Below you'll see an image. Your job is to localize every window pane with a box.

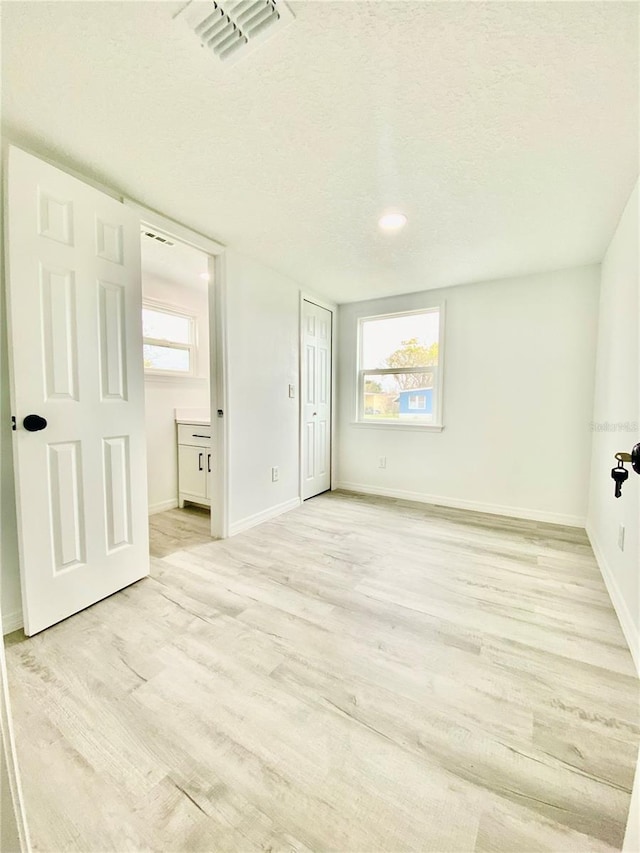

[143,344,190,373]
[142,308,191,344]
[361,311,439,370]
[363,373,434,421]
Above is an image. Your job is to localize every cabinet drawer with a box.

[177,423,212,447]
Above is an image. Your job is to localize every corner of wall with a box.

[586,523,639,676]
[586,177,639,673]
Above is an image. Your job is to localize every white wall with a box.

[1,740,21,852]
[142,273,209,513]
[0,160,23,633]
[1,630,27,853]
[0,157,29,848]
[224,250,302,533]
[587,180,639,672]
[336,265,600,526]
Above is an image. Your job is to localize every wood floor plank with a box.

[5,492,639,852]
[149,505,213,558]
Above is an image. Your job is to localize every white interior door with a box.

[6,146,149,636]
[302,299,332,500]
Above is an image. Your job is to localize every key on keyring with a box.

[611,463,629,498]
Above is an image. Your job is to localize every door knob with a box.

[23,414,47,432]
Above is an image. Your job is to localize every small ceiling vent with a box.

[175,0,295,66]
[142,229,175,246]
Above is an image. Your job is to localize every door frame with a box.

[623,293,640,851]
[124,201,230,540]
[298,292,337,502]
[1,136,231,549]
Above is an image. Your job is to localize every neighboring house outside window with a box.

[408,393,427,410]
[142,302,196,376]
[357,307,443,427]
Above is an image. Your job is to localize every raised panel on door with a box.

[40,265,79,401]
[316,419,328,478]
[102,436,132,552]
[96,218,124,265]
[305,343,316,405]
[305,421,316,481]
[97,280,127,401]
[47,441,86,571]
[38,189,74,245]
[318,345,329,406]
[6,146,149,635]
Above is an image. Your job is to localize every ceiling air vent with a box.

[142,229,175,246]
[175,0,295,66]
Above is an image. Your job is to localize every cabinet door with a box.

[206,451,213,499]
[179,445,207,498]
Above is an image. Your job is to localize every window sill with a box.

[144,373,207,384]
[350,421,444,432]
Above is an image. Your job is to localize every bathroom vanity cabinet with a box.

[177,421,212,509]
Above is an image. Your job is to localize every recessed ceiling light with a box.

[200,272,211,281]
[378,212,407,231]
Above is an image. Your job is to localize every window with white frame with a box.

[358,308,442,425]
[142,302,196,375]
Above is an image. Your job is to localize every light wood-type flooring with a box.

[5,491,639,852]
[149,504,212,558]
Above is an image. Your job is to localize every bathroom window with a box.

[142,302,196,376]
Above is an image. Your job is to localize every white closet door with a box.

[302,300,332,499]
[6,146,149,635]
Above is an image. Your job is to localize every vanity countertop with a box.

[176,418,210,426]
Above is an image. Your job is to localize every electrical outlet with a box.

[378,456,386,469]
[618,524,625,551]
[271,466,279,482]
[288,384,296,398]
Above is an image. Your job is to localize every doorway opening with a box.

[133,206,228,546]
[140,230,215,556]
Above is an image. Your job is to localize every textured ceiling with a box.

[2,1,638,303]
[141,231,209,290]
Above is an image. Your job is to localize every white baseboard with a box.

[229,497,301,537]
[148,498,179,515]
[2,610,23,636]
[334,482,586,528]
[587,524,639,676]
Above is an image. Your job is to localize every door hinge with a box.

[217,409,224,418]
[11,415,16,431]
